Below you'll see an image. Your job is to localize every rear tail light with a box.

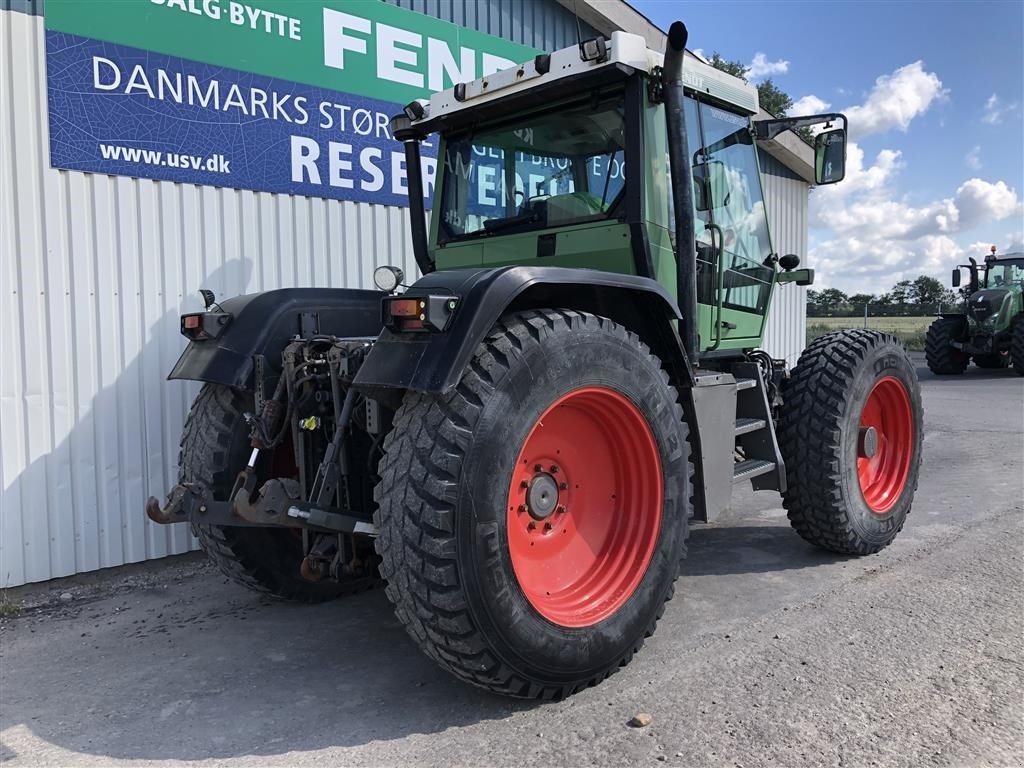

[383,295,458,332]
[180,312,231,340]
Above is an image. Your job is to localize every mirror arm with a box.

[753,113,847,141]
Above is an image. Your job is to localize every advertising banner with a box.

[44,0,539,206]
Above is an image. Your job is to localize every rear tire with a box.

[374,309,691,699]
[925,316,968,375]
[180,384,372,602]
[1012,316,1024,376]
[779,330,923,555]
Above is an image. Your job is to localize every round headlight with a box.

[373,265,405,293]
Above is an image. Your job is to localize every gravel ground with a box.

[1,360,1022,767]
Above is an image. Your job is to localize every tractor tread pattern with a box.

[778,329,918,556]
[925,316,968,375]
[373,309,691,701]
[1012,315,1024,376]
[180,384,374,603]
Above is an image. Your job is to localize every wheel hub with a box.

[858,426,878,458]
[526,472,560,520]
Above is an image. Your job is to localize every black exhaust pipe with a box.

[662,21,699,366]
[402,139,435,275]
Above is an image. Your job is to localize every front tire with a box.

[1012,316,1024,376]
[778,330,923,555]
[925,316,968,375]
[374,310,691,699]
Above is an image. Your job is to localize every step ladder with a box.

[689,362,786,523]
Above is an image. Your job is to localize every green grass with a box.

[0,592,19,617]
[807,316,933,351]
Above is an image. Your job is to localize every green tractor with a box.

[147,23,924,699]
[926,246,1024,375]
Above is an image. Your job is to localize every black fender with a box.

[168,288,384,389]
[353,266,693,394]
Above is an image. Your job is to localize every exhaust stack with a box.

[662,21,700,366]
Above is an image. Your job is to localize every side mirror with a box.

[951,269,961,288]
[693,160,730,212]
[814,129,846,185]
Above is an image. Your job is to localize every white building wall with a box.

[760,154,809,367]
[0,9,421,587]
[1,6,808,587]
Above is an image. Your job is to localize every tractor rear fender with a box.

[168,288,384,389]
[353,266,695,395]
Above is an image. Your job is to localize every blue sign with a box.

[45,30,437,207]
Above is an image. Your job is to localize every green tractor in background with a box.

[926,247,1024,375]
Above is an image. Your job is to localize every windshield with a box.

[987,258,1024,288]
[437,93,626,241]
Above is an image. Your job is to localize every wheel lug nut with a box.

[527,521,536,531]
[556,505,566,514]
[559,482,568,490]
[518,504,527,513]
[550,465,558,473]
[534,464,543,472]
[543,522,553,532]
[520,480,528,489]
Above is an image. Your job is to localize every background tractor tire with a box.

[179,383,370,603]
[972,353,1007,369]
[374,309,691,700]
[925,317,969,375]
[1013,316,1024,376]
[779,330,923,556]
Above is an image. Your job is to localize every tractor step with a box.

[735,377,758,390]
[734,417,767,436]
[732,459,776,484]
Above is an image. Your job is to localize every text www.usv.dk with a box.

[98,144,231,173]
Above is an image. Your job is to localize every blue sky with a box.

[635,0,1024,294]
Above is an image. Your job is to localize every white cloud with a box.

[844,61,946,139]
[981,93,1019,125]
[954,178,1020,229]
[746,52,789,80]
[964,146,982,170]
[815,177,1020,241]
[791,94,831,116]
[809,138,1022,293]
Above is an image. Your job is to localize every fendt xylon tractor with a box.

[147,23,924,699]
[926,246,1024,375]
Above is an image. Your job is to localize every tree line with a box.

[808,275,958,317]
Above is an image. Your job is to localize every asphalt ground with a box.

[2,358,1022,767]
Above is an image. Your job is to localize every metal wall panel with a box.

[1,5,805,587]
[760,153,808,366]
[1,10,420,587]
[387,0,597,48]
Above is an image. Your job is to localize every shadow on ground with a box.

[683,523,845,577]
[1,574,526,761]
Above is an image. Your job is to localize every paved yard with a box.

[2,360,1022,767]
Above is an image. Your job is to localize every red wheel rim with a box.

[857,376,913,514]
[506,386,662,628]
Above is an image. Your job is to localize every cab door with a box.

[692,100,775,350]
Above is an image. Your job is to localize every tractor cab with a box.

[391,30,844,361]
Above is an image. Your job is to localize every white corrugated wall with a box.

[0,8,421,587]
[760,154,809,366]
[1,5,808,587]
